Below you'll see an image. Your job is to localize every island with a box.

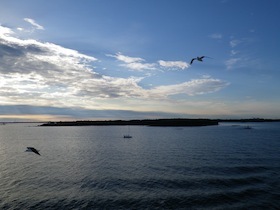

[39,118,280,127]
[40,118,219,127]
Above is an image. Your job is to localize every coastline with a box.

[2,118,279,127]
[40,119,219,127]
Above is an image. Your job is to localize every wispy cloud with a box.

[107,52,144,63]
[24,18,44,30]
[230,50,239,56]
[226,36,256,69]
[158,60,190,70]
[225,37,244,69]
[122,62,156,71]
[151,78,229,97]
[230,39,241,48]
[209,33,223,39]
[107,52,155,71]
[108,52,190,71]
[225,58,241,69]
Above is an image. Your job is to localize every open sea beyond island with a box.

[0,122,279,209]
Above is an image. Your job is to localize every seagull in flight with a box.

[26,147,41,155]
[190,56,212,65]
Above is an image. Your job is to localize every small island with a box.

[40,118,219,127]
[39,118,280,127]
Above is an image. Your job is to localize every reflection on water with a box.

[0,123,279,209]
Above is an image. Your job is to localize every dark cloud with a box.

[0,105,193,120]
[0,43,25,57]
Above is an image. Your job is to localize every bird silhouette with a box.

[26,147,41,155]
[190,56,212,65]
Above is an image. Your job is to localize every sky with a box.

[0,0,280,121]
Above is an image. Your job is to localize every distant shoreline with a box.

[1,118,279,126]
[40,119,219,127]
[38,118,280,127]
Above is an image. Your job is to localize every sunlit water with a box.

[0,122,279,209]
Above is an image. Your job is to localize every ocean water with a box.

[0,122,279,209]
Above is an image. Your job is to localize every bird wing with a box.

[30,148,41,155]
[202,56,213,59]
[190,58,195,64]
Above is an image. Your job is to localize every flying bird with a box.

[26,147,41,155]
[190,56,212,65]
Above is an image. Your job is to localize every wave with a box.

[2,164,278,209]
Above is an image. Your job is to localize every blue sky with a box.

[0,0,280,121]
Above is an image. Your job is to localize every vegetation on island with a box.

[40,119,219,127]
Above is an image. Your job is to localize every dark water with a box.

[0,122,279,209]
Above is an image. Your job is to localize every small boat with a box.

[123,126,132,138]
[123,135,132,138]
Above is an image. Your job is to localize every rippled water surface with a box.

[0,122,279,209]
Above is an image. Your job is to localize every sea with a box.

[0,122,279,210]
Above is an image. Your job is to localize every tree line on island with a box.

[40,118,280,127]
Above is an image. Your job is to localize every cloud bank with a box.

[0,23,229,119]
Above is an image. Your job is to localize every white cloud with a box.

[24,18,44,30]
[226,37,257,70]
[108,53,190,71]
[230,39,241,48]
[107,52,144,63]
[151,78,229,97]
[0,24,229,112]
[226,38,243,69]
[225,58,241,69]
[209,33,223,39]
[0,25,14,35]
[121,62,156,71]
[158,60,190,70]
[230,50,238,56]
[107,52,156,71]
